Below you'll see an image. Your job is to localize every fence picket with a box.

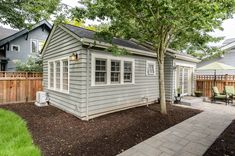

[0,72,42,104]
[196,75,235,97]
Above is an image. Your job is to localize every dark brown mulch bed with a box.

[204,120,235,156]
[0,103,201,156]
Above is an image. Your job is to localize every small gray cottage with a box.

[0,20,51,71]
[41,24,200,120]
[197,38,235,75]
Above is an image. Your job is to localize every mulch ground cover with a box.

[0,103,201,156]
[204,120,235,156]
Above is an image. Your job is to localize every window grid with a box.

[55,61,60,89]
[124,61,132,83]
[62,60,69,91]
[95,59,107,84]
[49,62,54,88]
[111,60,120,83]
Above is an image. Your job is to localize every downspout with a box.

[86,44,92,120]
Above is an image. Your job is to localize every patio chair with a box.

[224,86,235,104]
[211,86,229,104]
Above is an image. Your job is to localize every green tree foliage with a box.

[74,0,235,114]
[16,56,42,73]
[0,0,60,29]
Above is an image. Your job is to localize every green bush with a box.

[15,56,42,73]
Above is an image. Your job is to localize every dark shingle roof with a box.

[63,24,150,51]
[0,27,18,40]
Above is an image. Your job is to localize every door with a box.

[176,66,192,95]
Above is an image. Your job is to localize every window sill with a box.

[47,88,69,94]
[91,83,135,87]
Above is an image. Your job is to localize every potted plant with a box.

[195,91,203,97]
[177,88,181,97]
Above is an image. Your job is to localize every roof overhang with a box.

[0,20,52,47]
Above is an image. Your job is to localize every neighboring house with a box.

[41,24,200,120]
[197,38,235,75]
[0,20,51,71]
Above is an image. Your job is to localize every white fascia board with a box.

[221,42,235,51]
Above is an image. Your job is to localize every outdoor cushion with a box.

[225,86,235,95]
[212,87,220,96]
[215,95,227,99]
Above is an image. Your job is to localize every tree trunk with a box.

[158,56,167,114]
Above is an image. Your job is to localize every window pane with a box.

[111,60,120,83]
[31,40,38,53]
[95,59,107,84]
[124,61,132,83]
[62,60,68,91]
[148,64,154,75]
[49,62,54,88]
[56,61,60,89]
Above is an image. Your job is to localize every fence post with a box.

[225,74,228,86]
[25,72,28,102]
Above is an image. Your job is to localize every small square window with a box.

[11,45,20,52]
[146,61,156,76]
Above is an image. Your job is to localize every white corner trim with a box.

[91,52,135,86]
[146,60,156,76]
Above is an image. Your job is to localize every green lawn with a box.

[0,109,41,156]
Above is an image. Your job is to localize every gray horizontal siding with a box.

[80,49,159,118]
[43,26,83,117]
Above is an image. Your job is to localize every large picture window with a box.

[48,57,69,93]
[92,53,135,86]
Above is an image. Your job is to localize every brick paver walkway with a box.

[118,102,235,156]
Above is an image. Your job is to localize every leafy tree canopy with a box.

[0,0,61,29]
[74,0,235,58]
[15,56,42,73]
[73,0,235,114]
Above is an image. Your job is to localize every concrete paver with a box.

[117,101,235,156]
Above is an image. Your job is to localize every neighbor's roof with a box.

[197,62,235,70]
[63,24,150,52]
[0,20,52,47]
[223,38,235,45]
[0,27,18,40]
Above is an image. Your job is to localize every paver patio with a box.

[118,100,235,156]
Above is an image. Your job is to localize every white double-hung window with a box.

[48,57,69,93]
[91,53,135,86]
[146,60,156,76]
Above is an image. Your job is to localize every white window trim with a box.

[11,44,20,52]
[146,60,156,76]
[48,57,70,94]
[91,53,135,86]
[30,39,39,53]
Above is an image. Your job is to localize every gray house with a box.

[0,20,51,71]
[197,38,235,75]
[41,24,199,120]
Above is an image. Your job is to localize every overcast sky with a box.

[1,0,235,46]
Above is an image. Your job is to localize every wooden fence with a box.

[0,72,43,104]
[196,75,235,97]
